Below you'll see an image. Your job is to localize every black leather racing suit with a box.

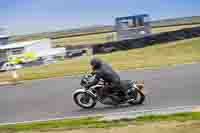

[86,61,121,97]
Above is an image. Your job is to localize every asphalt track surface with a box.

[0,63,200,124]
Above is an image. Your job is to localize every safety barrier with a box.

[92,26,200,54]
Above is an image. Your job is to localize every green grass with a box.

[0,112,200,133]
[52,32,117,47]
[152,24,200,33]
[136,112,200,122]
[0,117,127,132]
[1,37,200,82]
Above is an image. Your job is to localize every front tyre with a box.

[73,92,97,109]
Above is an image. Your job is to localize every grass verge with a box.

[152,24,200,33]
[0,112,200,133]
[1,37,200,82]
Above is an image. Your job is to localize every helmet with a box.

[90,57,102,70]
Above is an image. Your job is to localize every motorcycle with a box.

[73,74,145,109]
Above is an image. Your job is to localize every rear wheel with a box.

[73,92,97,109]
[128,89,145,105]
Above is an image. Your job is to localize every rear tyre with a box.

[128,89,145,105]
[73,92,97,109]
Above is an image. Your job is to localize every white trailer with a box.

[0,39,65,59]
[0,39,66,66]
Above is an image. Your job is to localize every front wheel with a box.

[128,89,145,105]
[73,92,97,109]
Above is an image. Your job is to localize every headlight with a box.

[80,75,89,85]
[80,79,87,86]
[80,74,95,86]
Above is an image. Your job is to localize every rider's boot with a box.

[124,89,137,100]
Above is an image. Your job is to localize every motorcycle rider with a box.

[85,57,130,102]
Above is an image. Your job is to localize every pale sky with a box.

[1,0,200,35]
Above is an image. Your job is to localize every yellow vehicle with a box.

[8,52,38,64]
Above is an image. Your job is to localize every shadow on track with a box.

[75,104,145,114]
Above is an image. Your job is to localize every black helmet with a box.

[90,57,102,70]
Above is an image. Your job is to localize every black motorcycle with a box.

[73,74,145,109]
